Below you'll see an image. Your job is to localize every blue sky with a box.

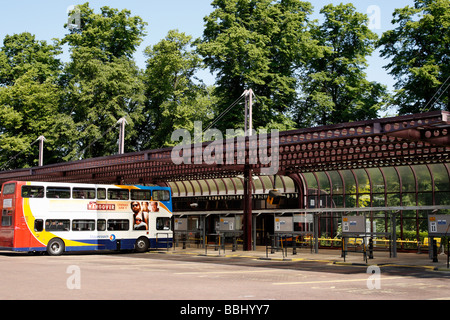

[0,0,415,94]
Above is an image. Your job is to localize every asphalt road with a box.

[0,250,449,304]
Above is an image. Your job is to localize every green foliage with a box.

[0,32,75,168]
[62,3,147,62]
[378,0,450,113]
[0,1,447,169]
[141,30,215,148]
[198,0,315,132]
[61,3,147,159]
[295,3,388,127]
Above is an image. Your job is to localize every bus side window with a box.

[97,219,106,231]
[107,189,129,200]
[34,219,44,232]
[46,187,71,199]
[73,188,96,199]
[97,188,106,200]
[131,189,151,200]
[156,217,171,230]
[22,186,44,198]
[153,190,170,201]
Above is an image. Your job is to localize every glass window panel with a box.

[184,181,194,195]
[418,193,432,206]
[205,179,217,194]
[354,169,370,193]
[302,172,317,195]
[402,193,416,206]
[97,219,106,231]
[131,189,152,200]
[215,179,226,194]
[372,193,385,207]
[332,195,344,207]
[107,188,129,200]
[382,167,399,193]
[107,219,129,231]
[156,217,171,230]
[153,190,170,201]
[3,183,16,195]
[316,172,330,194]
[22,186,44,198]
[413,165,432,192]
[397,166,415,192]
[73,188,96,199]
[283,176,296,193]
[198,180,209,195]
[168,182,179,196]
[366,168,385,193]
[345,195,356,208]
[176,181,186,196]
[223,178,235,194]
[97,188,106,200]
[46,187,71,199]
[435,191,450,205]
[358,193,371,208]
[386,193,400,206]
[328,171,343,194]
[45,219,70,231]
[429,164,450,191]
[340,170,356,194]
[72,220,95,231]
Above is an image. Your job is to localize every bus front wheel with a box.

[135,237,149,253]
[47,238,65,256]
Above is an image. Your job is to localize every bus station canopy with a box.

[0,110,448,185]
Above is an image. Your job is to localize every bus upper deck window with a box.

[107,189,129,200]
[46,187,71,199]
[2,183,16,195]
[73,188,96,199]
[153,190,170,201]
[22,186,44,198]
[97,188,106,200]
[131,189,151,200]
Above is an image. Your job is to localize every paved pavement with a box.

[162,245,450,271]
[0,245,449,302]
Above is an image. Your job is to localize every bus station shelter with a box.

[0,111,449,254]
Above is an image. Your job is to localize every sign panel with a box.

[428,215,450,235]
[219,217,235,231]
[174,218,188,231]
[342,216,366,234]
[275,216,293,232]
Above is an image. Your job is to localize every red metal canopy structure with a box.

[0,111,449,250]
[0,111,448,185]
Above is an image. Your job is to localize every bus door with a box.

[0,183,16,248]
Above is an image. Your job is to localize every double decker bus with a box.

[0,181,173,255]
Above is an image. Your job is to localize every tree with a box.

[378,0,450,114]
[0,32,76,168]
[0,32,62,86]
[141,30,215,149]
[198,0,315,132]
[62,3,147,62]
[295,3,387,127]
[61,3,147,159]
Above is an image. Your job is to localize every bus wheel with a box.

[47,238,65,256]
[135,237,149,253]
